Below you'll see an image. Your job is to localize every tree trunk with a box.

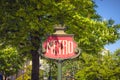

[30,31,40,80]
[31,50,39,80]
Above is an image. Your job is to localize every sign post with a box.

[57,60,62,80]
[42,24,81,80]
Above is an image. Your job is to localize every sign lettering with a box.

[43,36,77,59]
[46,40,73,55]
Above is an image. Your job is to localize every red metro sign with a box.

[43,35,78,59]
[42,26,80,60]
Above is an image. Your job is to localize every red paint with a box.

[43,36,77,59]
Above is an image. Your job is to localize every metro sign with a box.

[43,35,78,59]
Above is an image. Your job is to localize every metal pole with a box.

[57,60,62,80]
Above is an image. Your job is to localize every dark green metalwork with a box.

[57,60,62,80]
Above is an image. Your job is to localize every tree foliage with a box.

[74,53,120,80]
[0,46,23,78]
[114,48,120,56]
[0,0,120,79]
[0,0,119,53]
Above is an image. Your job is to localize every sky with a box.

[94,0,120,53]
